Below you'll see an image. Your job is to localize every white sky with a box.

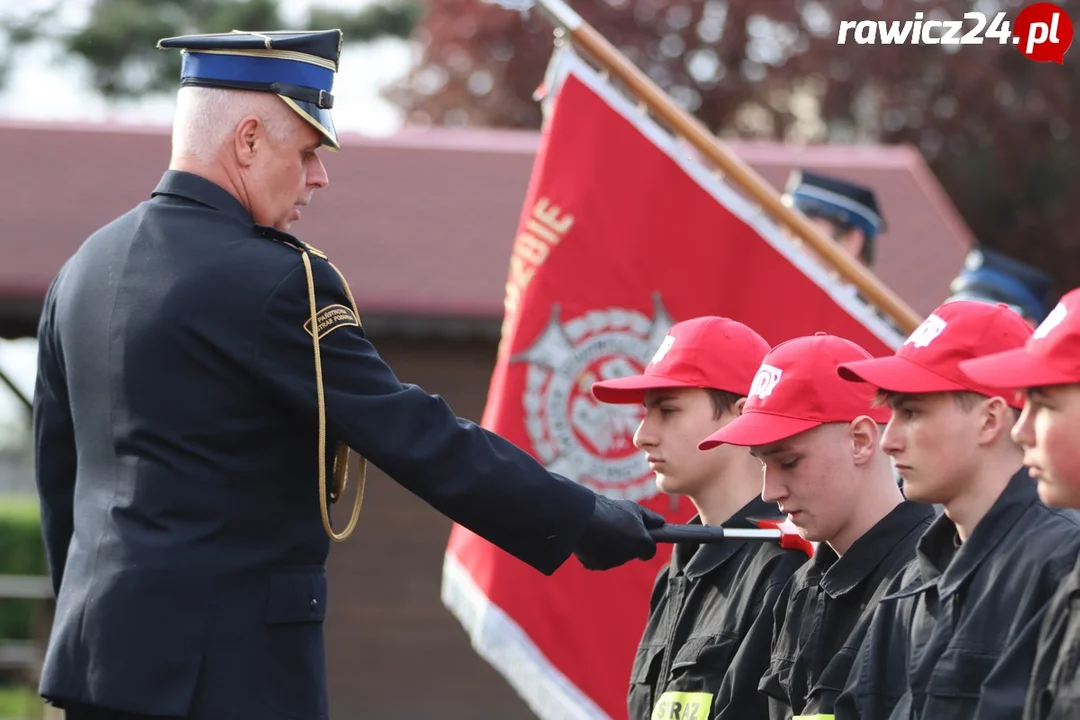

[0,0,415,134]
[0,0,416,426]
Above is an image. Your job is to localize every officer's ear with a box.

[234,115,262,167]
[836,227,867,266]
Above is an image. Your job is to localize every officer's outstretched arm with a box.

[32,276,78,596]
[253,257,660,574]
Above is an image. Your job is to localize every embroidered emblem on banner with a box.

[304,304,359,339]
[511,293,674,501]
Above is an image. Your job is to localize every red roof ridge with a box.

[0,122,972,321]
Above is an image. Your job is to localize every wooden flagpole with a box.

[518,0,923,334]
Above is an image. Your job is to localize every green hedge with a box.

[0,684,45,718]
[0,499,48,640]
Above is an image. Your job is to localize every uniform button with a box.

[310,599,319,611]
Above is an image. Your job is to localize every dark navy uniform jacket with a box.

[834,470,1080,720]
[32,171,598,719]
[760,500,934,720]
[627,497,808,720]
[1025,552,1080,719]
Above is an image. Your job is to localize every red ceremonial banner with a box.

[442,47,904,720]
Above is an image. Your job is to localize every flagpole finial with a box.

[484,0,534,10]
[482,0,535,19]
[484,0,584,31]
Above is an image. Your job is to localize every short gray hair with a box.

[171,86,294,164]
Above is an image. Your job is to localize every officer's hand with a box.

[573,495,665,571]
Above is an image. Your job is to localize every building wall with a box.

[0,122,973,325]
[323,334,537,719]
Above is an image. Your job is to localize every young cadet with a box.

[698,332,935,720]
[832,299,1080,720]
[592,316,810,720]
[959,288,1080,719]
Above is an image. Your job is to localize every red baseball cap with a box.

[836,299,1033,408]
[698,333,891,449]
[591,316,769,404]
[959,289,1080,389]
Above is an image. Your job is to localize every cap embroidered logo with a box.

[1034,303,1067,340]
[649,335,676,367]
[750,364,783,400]
[906,314,947,348]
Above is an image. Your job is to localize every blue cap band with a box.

[181,52,334,93]
[959,265,1045,320]
[791,192,880,240]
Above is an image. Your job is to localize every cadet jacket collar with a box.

[673,496,779,580]
[151,170,254,224]
[818,500,933,599]
[910,467,1036,600]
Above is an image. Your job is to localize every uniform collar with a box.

[913,467,1036,600]
[151,170,254,224]
[818,500,934,598]
[673,495,781,580]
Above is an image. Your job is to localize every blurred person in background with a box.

[945,245,1055,328]
[782,169,885,275]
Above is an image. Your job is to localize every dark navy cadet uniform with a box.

[32,30,659,720]
[628,497,809,720]
[760,499,934,720]
[834,469,1080,720]
[1024,551,1080,719]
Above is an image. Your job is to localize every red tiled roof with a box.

[0,119,972,320]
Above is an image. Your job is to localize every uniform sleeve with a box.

[32,275,78,596]
[1024,559,1080,720]
[832,600,889,719]
[831,641,864,720]
[973,547,1079,720]
[832,568,912,720]
[762,575,796,720]
[252,259,597,575]
[971,605,1052,720]
[713,554,804,720]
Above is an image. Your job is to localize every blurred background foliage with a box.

[0,0,421,97]
[389,0,1080,300]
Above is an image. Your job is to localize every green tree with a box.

[387,0,1080,300]
[0,0,422,97]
